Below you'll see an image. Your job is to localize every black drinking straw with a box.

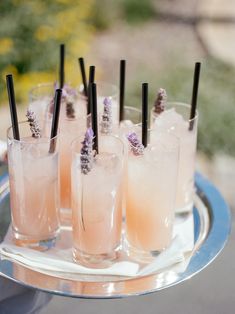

[49,89,62,153]
[87,65,95,115]
[6,74,20,140]
[59,44,65,89]
[119,59,126,122]
[142,83,148,147]
[189,62,201,131]
[91,82,99,154]
[78,57,88,97]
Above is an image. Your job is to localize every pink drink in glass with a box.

[72,134,124,266]
[126,131,179,261]
[151,102,198,213]
[7,121,60,250]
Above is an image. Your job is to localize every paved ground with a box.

[197,0,235,66]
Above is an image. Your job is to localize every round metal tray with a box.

[0,172,231,299]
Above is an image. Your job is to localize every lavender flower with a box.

[26,109,41,138]
[66,102,75,119]
[127,132,144,156]
[100,97,112,134]
[80,128,94,174]
[62,84,78,119]
[48,82,77,118]
[154,88,167,115]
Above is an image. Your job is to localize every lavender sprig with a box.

[154,88,167,115]
[127,132,144,155]
[62,84,77,119]
[26,109,41,138]
[80,128,94,174]
[66,102,75,119]
[49,83,77,118]
[100,97,112,134]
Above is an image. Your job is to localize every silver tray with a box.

[0,172,231,299]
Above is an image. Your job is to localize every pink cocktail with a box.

[7,121,60,250]
[29,83,88,225]
[151,102,198,213]
[126,131,179,261]
[71,133,124,266]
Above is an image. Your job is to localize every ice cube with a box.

[153,108,185,132]
[95,152,120,174]
[120,120,134,128]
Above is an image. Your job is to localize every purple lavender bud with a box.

[80,128,94,174]
[48,98,54,114]
[52,82,77,118]
[103,97,112,106]
[100,97,112,134]
[154,88,167,115]
[54,82,68,98]
[127,132,144,155]
[66,102,76,119]
[26,109,41,138]
[63,84,78,98]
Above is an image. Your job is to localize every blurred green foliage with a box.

[91,0,114,31]
[0,0,94,103]
[0,0,234,158]
[121,0,155,24]
[91,0,155,31]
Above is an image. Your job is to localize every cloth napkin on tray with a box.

[0,206,195,278]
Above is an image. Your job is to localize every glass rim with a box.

[63,112,90,123]
[7,120,59,144]
[29,82,54,95]
[165,101,199,121]
[124,105,141,113]
[47,111,90,123]
[71,133,124,153]
[80,81,119,98]
[127,127,180,150]
[29,82,79,97]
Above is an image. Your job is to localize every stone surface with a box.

[197,0,235,66]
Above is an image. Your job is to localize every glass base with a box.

[12,228,59,251]
[73,246,120,269]
[59,207,72,229]
[125,240,164,263]
[175,201,194,216]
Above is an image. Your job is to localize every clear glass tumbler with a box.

[7,121,60,250]
[29,83,89,225]
[96,81,119,123]
[125,129,179,262]
[151,102,198,213]
[59,115,88,224]
[71,134,124,267]
[29,83,87,124]
[29,83,54,123]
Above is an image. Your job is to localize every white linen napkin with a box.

[0,211,194,278]
[0,140,7,163]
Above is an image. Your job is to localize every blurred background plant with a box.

[0,0,235,159]
[0,0,94,103]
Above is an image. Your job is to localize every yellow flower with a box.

[0,38,13,55]
[15,72,55,102]
[35,26,53,42]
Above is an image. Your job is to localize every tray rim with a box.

[0,172,231,299]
